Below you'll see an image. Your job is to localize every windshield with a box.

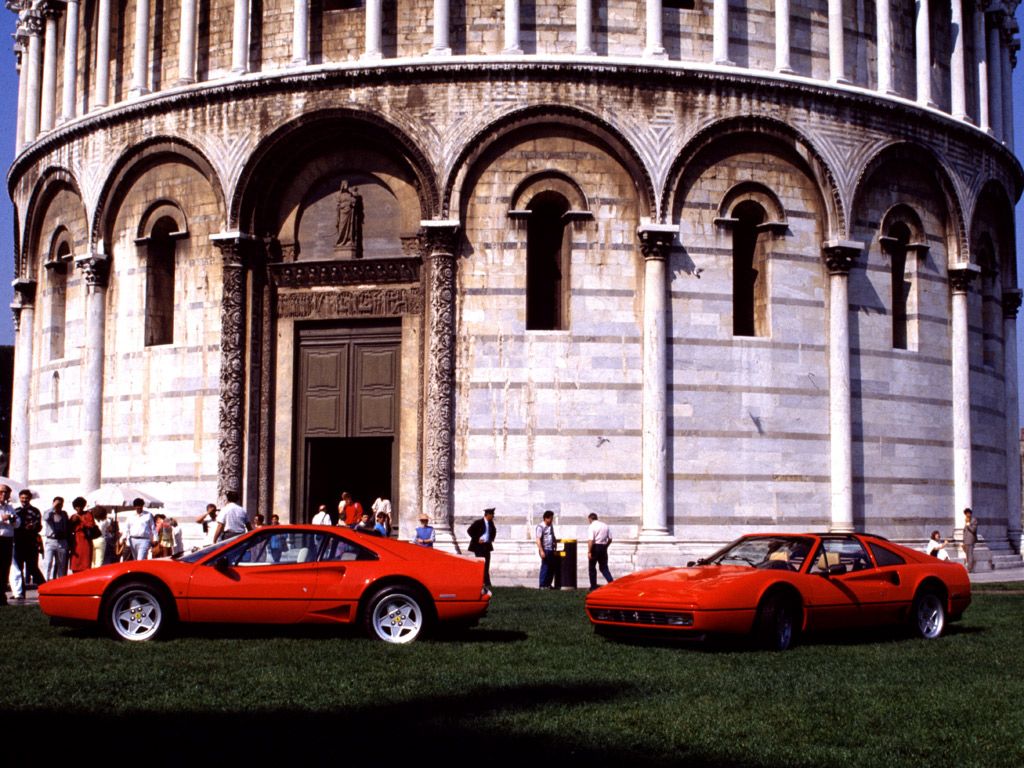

[178,540,228,563]
[702,536,814,571]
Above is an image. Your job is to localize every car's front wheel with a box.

[103,581,171,642]
[365,586,429,644]
[754,593,798,651]
[911,589,946,639]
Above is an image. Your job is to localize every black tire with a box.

[910,589,946,639]
[754,593,798,651]
[364,586,430,644]
[103,581,172,642]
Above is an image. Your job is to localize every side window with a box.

[868,542,906,567]
[526,191,571,331]
[810,538,873,575]
[221,532,324,566]
[321,535,378,563]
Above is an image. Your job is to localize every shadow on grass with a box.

[593,622,984,652]
[3,681,768,768]
[53,621,529,644]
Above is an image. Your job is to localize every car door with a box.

[800,537,895,630]
[184,530,324,623]
[307,533,382,623]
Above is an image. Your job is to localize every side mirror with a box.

[213,556,233,574]
[687,561,696,567]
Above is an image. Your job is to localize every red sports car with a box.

[39,525,491,643]
[586,532,971,650]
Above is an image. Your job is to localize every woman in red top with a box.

[68,497,97,573]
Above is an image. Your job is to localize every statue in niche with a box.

[335,180,364,258]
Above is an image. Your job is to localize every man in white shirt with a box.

[0,485,15,605]
[123,498,156,561]
[214,490,251,542]
[311,504,333,525]
[587,513,614,590]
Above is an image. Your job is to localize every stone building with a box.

[5,0,1023,578]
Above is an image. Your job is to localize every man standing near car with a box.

[214,490,251,542]
[0,485,15,605]
[11,489,43,597]
[587,512,614,590]
[468,507,497,587]
[43,497,71,577]
[536,510,559,589]
[122,498,156,561]
[962,508,979,573]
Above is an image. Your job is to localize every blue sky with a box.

[1,9,1023,403]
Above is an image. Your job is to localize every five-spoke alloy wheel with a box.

[911,590,946,639]
[104,582,169,642]
[365,587,428,644]
[754,593,798,651]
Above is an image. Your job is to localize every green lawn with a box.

[3,587,1022,767]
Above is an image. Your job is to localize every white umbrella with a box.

[0,476,38,498]
[81,484,165,510]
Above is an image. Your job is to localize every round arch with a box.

[445,105,655,221]
[231,109,440,233]
[93,136,226,248]
[665,115,843,238]
[969,179,1017,286]
[850,141,967,267]
[21,166,86,278]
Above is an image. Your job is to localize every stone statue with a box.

[335,180,364,258]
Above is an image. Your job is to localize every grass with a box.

[2,587,1023,767]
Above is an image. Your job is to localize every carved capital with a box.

[1002,289,1022,318]
[418,220,461,259]
[21,9,43,36]
[37,0,62,21]
[822,240,862,276]
[949,264,981,294]
[210,231,258,270]
[637,224,677,261]
[74,252,110,287]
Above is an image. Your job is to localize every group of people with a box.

[311,493,393,537]
[463,507,615,591]
[926,507,980,572]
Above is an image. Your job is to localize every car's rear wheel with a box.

[911,589,946,639]
[365,586,429,644]
[103,581,170,642]
[754,593,797,651]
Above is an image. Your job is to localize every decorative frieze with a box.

[277,286,424,319]
[271,257,421,288]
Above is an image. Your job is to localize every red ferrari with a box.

[39,525,491,643]
[586,532,971,650]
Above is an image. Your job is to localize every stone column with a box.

[999,19,1016,150]
[876,0,894,94]
[576,0,593,54]
[949,265,979,532]
[60,0,79,122]
[828,0,847,83]
[1003,290,1022,552]
[363,0,382,59]
[975,5,991,132]
[637,225,676,541]
[231,0,249,73]
[504,0,522,53]
[211,232,254,500]
[950,0,968,120]
[292,0,308,65]
[823,241,862,533]
[22,8,42,143]
[95,0,111,107]
[915,0,934,106]
[130,0,151,96]
[712,0,730,64]
[646,0,666,58]
[75,252,110,492]
[178,0,197,83]
[39,1,59,132]
[420,221,460,544]
[429,0,451,55]
[8,279,36,482]
[987,10,1003,141]
[775,0,792,73]
[14,20,29,152]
